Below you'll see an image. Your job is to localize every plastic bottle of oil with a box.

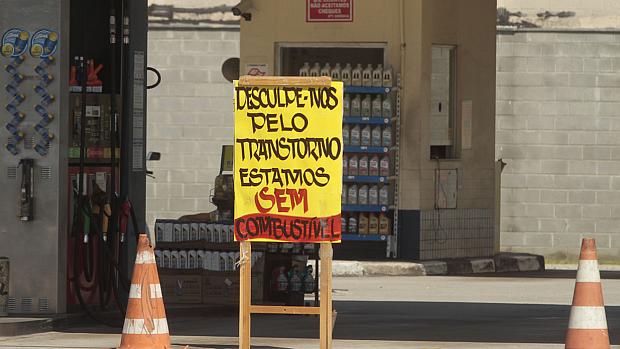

[299,62,310,76]
[309,62,321,77]
[383,65,394,87]
[343,94,351,116]
[351,94,361,116]
[358,185,369,205]
[352,64,363,86]
[320,63,331,77]
[343,154,349,175]
[359,155,369,175]
[330,63,342,81]
[358,213,369,234]
[350,124,361,146]
[372,64,383,87]
[348,215,358,234]
[348,184,358,205]
[361,125,371,147]
[382,96,392,119]
[348,155,359,176]
[369,213,379,234]
[369,185,379,205]
[342,124,350,146]
[341,63,352,86]
[361,95,372,117]
[382,126,392,147]
[369,155,380,176]
[372,95,382,118]
[371,126,382,147]
[362,64,373,87]
[379,213,391,235]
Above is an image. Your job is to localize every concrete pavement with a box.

[0,271,618,349]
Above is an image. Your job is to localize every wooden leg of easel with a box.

[239,241,252,349]
[319,243,333,349]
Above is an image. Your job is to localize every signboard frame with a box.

[235,76,338,349]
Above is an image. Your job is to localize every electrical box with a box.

[436,169,458,209]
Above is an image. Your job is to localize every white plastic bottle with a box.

[371,126,382,147]
[171,250,179,269]
[348,155,359,176]
[342,184,348,204]
[197,250,205,269]
[382,96,392,119]
[330,63,342,81]
[352,64,363,86]
[357,184,368,205]
[343,155,348,175]
[348,215,358,234]
[361,95,372,117]
[380,155,390,176]
[155,250,163,268]
[382,126,393,147]
[343,94,351,116]
[299,62,310,77]
[163,250,171,269]
[369,155,380,176]
[372,64,383,87]
[199,223,207,240]
[309,62,321,77]
[320,63,331,77]
[342,125,350,146]
[362,64,373,87]
[350,125,361,146]
[383,65,394,88]
[379,185,390,206]
[341,63,352,86]
[351,94,361,116]
[369,185,379,205]
[361,125,371,146]
[348,184,358,205]
[372,95,382,118]
[188,250,197,269]
[359,155,369,176]
[205,251,213,270]
[179,250,188,269]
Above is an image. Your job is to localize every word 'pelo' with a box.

[235,86,339,111]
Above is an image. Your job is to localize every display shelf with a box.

[344,86,393,94]
[342,204,390,213]
[342,234,389,242]
[343,175,389,183]
[344,145,390,154]
[343,116,390,125]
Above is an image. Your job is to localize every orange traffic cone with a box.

[565,238,610,349]
[119,234,172,349]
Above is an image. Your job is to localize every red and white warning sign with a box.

[306,0,353,22]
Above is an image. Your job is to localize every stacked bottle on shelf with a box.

[300,62,396,238]
[154,220,235,243]
[341,212,391,235]
[298,62,392,88]
[154,249,263,272]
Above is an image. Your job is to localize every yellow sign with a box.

[234,79,343,243]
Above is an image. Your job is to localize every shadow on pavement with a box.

[59,300,620,345]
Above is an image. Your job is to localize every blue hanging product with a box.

[7,73,25,88]
[5,142,19,156]
[8,112,25,127]
[4,65,19,75]
[40,94,55,107]
[6,94,25,108]
[34,124,54,142]
[36,56,54,70]
[38,74,54,87]
[5,124,24,142]
[5,84,20,96]
[34,142,48,156]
